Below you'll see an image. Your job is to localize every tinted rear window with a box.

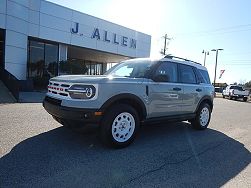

[179,64,197,84]
[198,69,211,84]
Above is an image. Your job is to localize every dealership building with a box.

[0,0,151,98]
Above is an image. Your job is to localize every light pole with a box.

[202,50,209,66]
[211,49,223,87]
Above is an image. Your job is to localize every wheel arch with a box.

[196,96,213,112]
[100,93,147,121]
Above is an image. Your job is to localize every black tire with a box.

[222,95,225,98]
[99,104,140,148]
[229,96,233,100]
[191,103,211,130]
[243,97,247,102]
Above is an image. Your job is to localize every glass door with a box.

[28,38,59,90]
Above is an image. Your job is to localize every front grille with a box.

[45,96,62,106]
[48,81,71,97]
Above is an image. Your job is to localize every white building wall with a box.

[1,0,151,80]
[0,0,6,28]
[4,0,29,80]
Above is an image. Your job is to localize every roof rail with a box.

[164,55,201,65]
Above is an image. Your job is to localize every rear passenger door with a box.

[178,64,203,114]
[148,61,184,118]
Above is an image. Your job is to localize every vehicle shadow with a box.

[0,122,250,188]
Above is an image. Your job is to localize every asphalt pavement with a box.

[0,98,250,187]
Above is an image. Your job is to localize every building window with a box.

[0,29,5,69]
[59,59,105,75]
[28,39,58,90]
[106,63,117,72]
[85,62,104,75]
[45,43,58,77]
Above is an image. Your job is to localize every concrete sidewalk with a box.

[0,80,16,103]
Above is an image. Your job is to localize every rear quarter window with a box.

[198,69,211,84]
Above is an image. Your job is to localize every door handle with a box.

[196,88,202,92]
[173,87,181,91]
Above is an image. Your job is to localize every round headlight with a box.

[68,85,96,99]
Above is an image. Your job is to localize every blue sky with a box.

[48,0,251,84]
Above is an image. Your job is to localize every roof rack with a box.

[164,55,201,65]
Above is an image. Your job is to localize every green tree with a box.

[244,80,251,88]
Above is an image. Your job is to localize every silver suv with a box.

[43,55,214,148]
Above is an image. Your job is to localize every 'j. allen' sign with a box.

[71,22,137,49]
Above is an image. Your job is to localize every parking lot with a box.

[0,98,250,187]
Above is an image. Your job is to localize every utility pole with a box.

[162,34,172,55]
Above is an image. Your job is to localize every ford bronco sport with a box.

[43,55,214,148]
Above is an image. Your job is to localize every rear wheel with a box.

[99,104,140,148]
[222,95,225,98]
[191,103,211,130]
[243,97,247,102]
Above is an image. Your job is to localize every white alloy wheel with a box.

[200,107,210,127]
[111,112,135,142]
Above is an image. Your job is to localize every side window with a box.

[197,69,211,84]
[199,70,211,84]
[179,64,197,84]
[154,62,177,82]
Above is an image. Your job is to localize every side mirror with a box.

[152,74,169,82]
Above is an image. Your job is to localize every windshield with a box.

[230,86,244,91]
[104,60,153,78]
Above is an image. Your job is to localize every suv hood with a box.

[50,75,145,84]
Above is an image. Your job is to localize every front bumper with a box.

[231,94,248,98]
[43,96,102,124]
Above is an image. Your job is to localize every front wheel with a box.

[243,97,247,102]
[191,103,211,130]
[99,104,140,148]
